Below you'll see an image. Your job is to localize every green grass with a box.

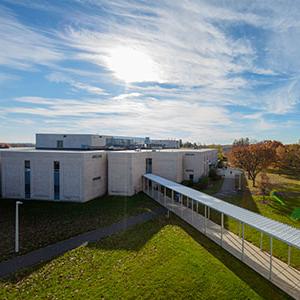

[0,193,160,262]
[0,215,289,300]
[184,177,224,195]
[213,170,300,270]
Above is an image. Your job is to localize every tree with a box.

[258,172,270,195]
[229,141,276,187]
[233,137,250,147]
[276,144,300,174]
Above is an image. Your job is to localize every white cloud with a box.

[46,72,107,95]
[0,5,63,70]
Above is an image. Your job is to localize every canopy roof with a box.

[144,173,300,249]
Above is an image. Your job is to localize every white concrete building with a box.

[0,134,217,202]
[0,149,107,202]
[36,133,180,150]
[108,149,218,196]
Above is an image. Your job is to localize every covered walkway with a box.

[143,174,300,299]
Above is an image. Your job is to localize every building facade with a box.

[0,134,218,202]
[108,149,218,196]
[0,149,107,202]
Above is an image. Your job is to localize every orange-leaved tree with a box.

[229,141,278,187]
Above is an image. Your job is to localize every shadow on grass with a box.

[0,208,292,299]
[173,215,291,299]
[86,213,290,299]
[0,205,165,283]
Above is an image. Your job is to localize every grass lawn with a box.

[0,193,160,262]
[184,177,224,195]
[213,169,300,270]
[0,215,290,300]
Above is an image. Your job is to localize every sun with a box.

[104,46,161,83]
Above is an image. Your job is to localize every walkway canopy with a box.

[144,173,300,249]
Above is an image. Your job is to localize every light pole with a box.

[15,201,23,253]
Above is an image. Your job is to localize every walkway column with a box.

[192,199,194,222]
[151,181,154,197]
[164,187,167,206]
[260,232,263,251]
[288,245,291,267]
[181,195,183,218]
[241,222,245,261]
[204,205,207,234]
[269,237,273,280]
[171,190,174,211]
[221,213,224,247]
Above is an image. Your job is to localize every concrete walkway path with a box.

[0,207,166,278]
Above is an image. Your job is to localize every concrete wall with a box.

[36,134,108,150]
[0,150,107,202]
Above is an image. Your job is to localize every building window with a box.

[92,154,102,159]
[185,169,194,172]
[93,176,101,181]
[24,160,31,199]
[54,161,60,200]
[56,140,63,149]
[146,158,152,173]
[189,174,194,181]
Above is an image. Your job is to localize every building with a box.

[36,133,179,150]
[0,134,217,202]
[108,149,218,196]
[0,149,107,202]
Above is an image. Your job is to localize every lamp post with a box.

[15,201,23,253]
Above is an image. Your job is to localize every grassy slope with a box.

[0,215,289,300]
[216,170,300,270]
[0,193,160,262]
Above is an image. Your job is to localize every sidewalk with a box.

[0,207,166,278]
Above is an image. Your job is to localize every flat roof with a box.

[109,148,216,153]
[144,173,300,249]
[0,148,105,154]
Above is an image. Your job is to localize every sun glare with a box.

[104,46,161,83]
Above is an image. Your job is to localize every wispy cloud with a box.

[0,5,63,70]
[46,72,107,95]
[1,1,300,143]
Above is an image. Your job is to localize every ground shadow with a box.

[171,214,291,299]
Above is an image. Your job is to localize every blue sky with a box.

[1,0,300,144]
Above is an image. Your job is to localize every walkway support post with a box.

[171,190,174,211]
[164,187,166,206]
[269,237,273,280]
[181,194,183,218]
[192,199,194,222]
[15,201,23,253]
[221,213,224,247]
[260,232,263,251]
[288,245,291,267]
[204,205,207,234]
[241,222,245,261]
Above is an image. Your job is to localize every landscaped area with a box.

[0,193,160,262]
[0,215,289,299]
[214,169,300,270]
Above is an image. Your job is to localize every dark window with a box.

[189,174,194,181]
[53,161,60,200]
[56,140,63,148]
[93,176,101,181]
[24,160,31,199]
[146,158,152,173]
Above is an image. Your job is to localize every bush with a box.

[182,180,193,187]
[209,168,220,181]
[196,176,209,190]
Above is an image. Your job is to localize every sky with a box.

[0,0,300,144]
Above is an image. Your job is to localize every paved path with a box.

[146,189,300,300]
[214,177,237,198]
[0,207,166,278]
